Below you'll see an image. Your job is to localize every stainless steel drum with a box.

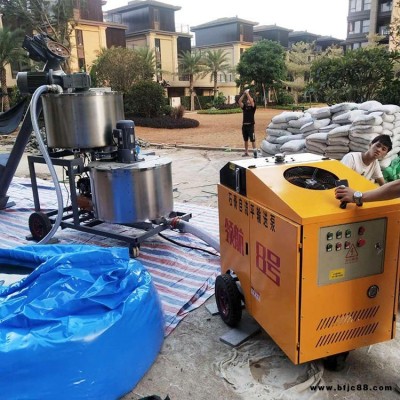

[89,156,173,224]
[42,91,124,149]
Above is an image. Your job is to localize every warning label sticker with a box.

[345,244,358,262]
[329,268,345,280]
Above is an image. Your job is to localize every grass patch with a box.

[197,108,242,114]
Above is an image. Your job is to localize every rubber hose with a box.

[30,84,64,244]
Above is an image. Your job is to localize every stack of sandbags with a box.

[261,102,400,167]
[261,111,306,155]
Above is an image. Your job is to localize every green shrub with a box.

[275,89,294,105]
[171,105,186,119]
[125,81,167,118]
[216,103,239,110]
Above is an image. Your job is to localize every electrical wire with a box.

[158,232,220,256]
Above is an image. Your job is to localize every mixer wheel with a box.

[129,245,140,258]
[323,351,349,371]
[215,274,242,327]
[28,212,52,241]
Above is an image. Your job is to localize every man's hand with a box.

[335,186,356,203]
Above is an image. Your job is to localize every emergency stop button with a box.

[357,238,366,247]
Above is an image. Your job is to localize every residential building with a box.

[104,0,192,97]
[345,0,399,50]
[254,25,293,48]
[70,0,126,73]
[191,17,258,98]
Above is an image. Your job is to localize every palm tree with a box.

[0,27,25,111]
[178,50,204,111]
[202,49,230,99]
[134,46,156,81]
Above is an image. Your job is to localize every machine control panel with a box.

[318,218,386,285]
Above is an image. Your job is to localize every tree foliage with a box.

[309,47,400,104]
[125,80,166,118]
[0,27,26,110]
[236,40,286,106]
[390,0,400,48]
[282,42,343,104]
[90,47,155,93]
[0,0,85,73]
[0,0,80,46]
[178,50,204,111]
[201,49,231,98]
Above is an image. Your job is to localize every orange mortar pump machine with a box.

[216,153,400,367]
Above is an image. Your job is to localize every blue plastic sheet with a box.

[0,245,165,400]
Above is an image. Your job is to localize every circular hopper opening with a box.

[283,166,339,190]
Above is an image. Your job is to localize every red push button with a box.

[357,238,366,247]
[358,226,366,235]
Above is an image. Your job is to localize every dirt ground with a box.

[135,108,283,149]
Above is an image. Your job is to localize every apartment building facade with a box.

[346,0,399,49]
[191,17,258,98]
[103,1,344,101]
[104,0,191,97]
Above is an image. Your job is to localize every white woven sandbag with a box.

[281,139,306,153]
[266,128,291,137]
[358,100,382,111]
[271,111,304,124]
[288,114,313,128]
[328,125,351,137]
[305,107,331,120]
[332,109,366,124]
[329,102,358,113]
[369,104,400,114]
[352,114,383,126]
[261,140,281,154]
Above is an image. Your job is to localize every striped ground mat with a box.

[1,177,221,336]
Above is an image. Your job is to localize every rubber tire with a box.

[28,211,52,241]
[129,245,140,258]
[323,351,349,371]
[215,273,242,327]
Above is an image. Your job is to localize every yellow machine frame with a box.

[218,155,400,364]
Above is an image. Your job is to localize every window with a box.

[348,20,369,34]
[350,0,362,12]
[113,14,122,24]
[76,29,84,46]
[381,1,392,12]
[155,38,162,81]
[364,0,371,10]
[154,8,160,30]
[379,25,390,35]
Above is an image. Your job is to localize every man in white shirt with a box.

[340,134,392,186]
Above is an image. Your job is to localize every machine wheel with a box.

[323,351,349,371]
[215,273,242,327]
[28,212,52,241]
[129,245,140,258]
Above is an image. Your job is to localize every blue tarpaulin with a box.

[0,244,164,400]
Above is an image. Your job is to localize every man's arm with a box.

[375,177,385,186]
[238,89,254,108]
[238,91,245,108]
[335,180,400,203]
[246,91,255,107]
